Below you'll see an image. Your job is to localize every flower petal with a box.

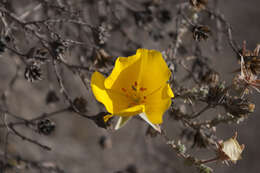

[139,113,161,132]
[115,116,132,130]
[104,51,142,91]
[144,84,174,124]
[91,71,133,114]
[138,49,172,95]
[116,105,144,116]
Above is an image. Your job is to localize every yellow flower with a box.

[217,132,245,164]
[91,49,174,131]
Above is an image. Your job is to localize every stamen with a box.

[140,87,147,91]
[132,85,137,91]
[134,81,138,86]
[121,88,127,92]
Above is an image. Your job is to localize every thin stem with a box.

[188,104,211,119]
[199,157,220,164]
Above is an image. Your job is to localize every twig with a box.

[8,124,51,150]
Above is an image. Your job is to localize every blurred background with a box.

[0,0,260,172]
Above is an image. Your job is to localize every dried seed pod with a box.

[24,64,43,82]
[207,83,227,105]
[91,112,112,129]
[192,130,209,148]
[45,90,60,104]
[203,71,220,87]
[37,119,56,135]
[50,40,68,62]
[224,97,255,116]
[93,48,113,68]
[73,97,87,113]
[157,9,171,23]
[190,0,208,10]
[192,25,211,41]
[217,132,245,164]
[239,41,260,75]
[27,47,49,64]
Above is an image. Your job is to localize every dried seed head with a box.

[93,49,113,69]
[157,9,171,23]
[73,97,87,113]
[248,57,260,75]
[207,83,227,105]
[192,130,209,148]
[27,47,49,65]
[192,25,211,41]
[203,71,220,87]
[190,0,208,10]
[24,64,43,82]
[37,119,56,135]
[45,90,60,104]
[225,97,255,117]
[91,112,113,129]
[50,40,68,62]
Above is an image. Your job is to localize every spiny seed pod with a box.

[50,41,68,61]
[157,9,171,23]
[24,64,42,82]
[192,25,211,42]
[27,47,49,65]
[45,90,60,104]
[192,130,209,148]
[225,97,255,116]
[73,97,87,113]
[207,84,227,105]
[190,0,208,10]
[203,71,220,87]
[37,119,56,135]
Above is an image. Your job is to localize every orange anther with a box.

[140,87,147,91]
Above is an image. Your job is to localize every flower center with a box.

[121,81,147,106]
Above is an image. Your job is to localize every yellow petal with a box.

[104,50,142,91]
[91,71,133,114]
[103,114,114,123]
[104,49,171,96]
[138,49,172,95]
[144,84,174,124]
[115,116,132,130]
[116,104,144,116]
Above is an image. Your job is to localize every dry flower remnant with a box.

[235,41,260,92]
[91,49,174,132]
[217,132,245,164]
